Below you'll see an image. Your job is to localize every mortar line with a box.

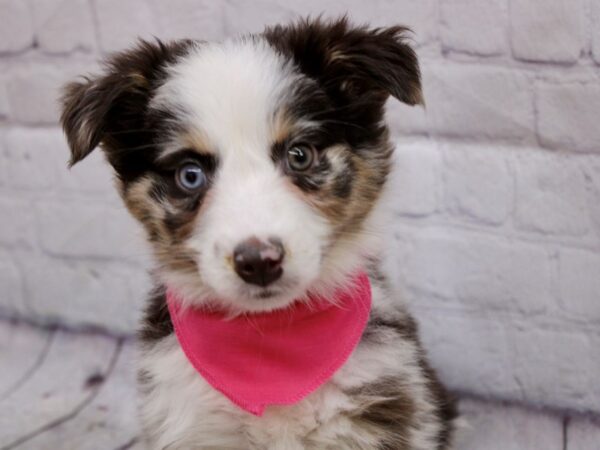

[562,416,570,450]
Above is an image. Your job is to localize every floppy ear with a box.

[60,39,194,167]
[61,72,136,166]
[264,17,423,106]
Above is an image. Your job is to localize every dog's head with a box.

[61,18,422,313]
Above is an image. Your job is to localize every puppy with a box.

[61,17,456,450]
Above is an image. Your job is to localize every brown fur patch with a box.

[346,376,416,450]
[138,286,173,343]
[121,175,201,276]
[271,107,298,146]
[309,140,392,241]
[177,128,214,157]
[121,176,168,242]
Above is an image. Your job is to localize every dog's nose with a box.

[233,237,284,287]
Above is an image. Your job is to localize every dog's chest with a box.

[138,282,425,449]
[139,336,391,449]
[138,318,411,450]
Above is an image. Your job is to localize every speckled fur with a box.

[138,271,455,450]
[61,17,456,449]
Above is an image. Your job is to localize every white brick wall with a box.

[0,0,599,416]
[440,0,508,56]
[510,0,585,63]
[0,0,35,53]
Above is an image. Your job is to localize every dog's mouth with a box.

[240,274,301,301]
[246,284,290,302]
[252,289,277,300]
[226,275,312,313]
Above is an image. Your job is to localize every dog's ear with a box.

[60,39,193,167]
[264,17,423,106]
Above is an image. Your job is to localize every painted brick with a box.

[395,230,554,314]
[224,0,295,36]
[6,62,96,124]
[389,141,440,216]
[94,0,158,52]
[456,398,563,450]
[559,249,600,321]
[415,308,600,412]
[2,127,111,194]
[0,79,8,120]
[151,0,225,41]
[388,63,535,141]
[287,0,437,45]
[0,249,25,317]
[36,199,146,262]
[511,326,600,412]
[425,63,534,141]
[442,143,512,225]
[357,0,438,46]
[0,0,35,53]
[32,0,96,53]
[536,81,600,153]
[0,130,6,185]
[59,149,114,195]
[510,0,584,63]
[594,0,600,64]
[514,151,589,236]
[440,0,507,56]
[18,253,147,333]
[584,157,600,235]
[386,98,429,137]
[28,127,114,195]
[0,197,36,249]
[567,417,600,450]
[3,128,62,189]
[414,309,522,400]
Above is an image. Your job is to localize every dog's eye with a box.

[176,163,206,192]
[286,144,316,172]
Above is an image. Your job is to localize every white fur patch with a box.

[151,39,335,313]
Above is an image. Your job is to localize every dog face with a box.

[61,18,422,313]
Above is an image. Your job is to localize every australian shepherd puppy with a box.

[60,17,456,450]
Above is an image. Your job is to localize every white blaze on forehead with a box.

[151,39,335,312]
[153,39,295,160]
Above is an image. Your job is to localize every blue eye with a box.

[287,144,316,172]
[176,163,206,192]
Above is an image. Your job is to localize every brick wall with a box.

[1,0,599,415]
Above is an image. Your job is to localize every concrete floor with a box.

[1,320,598,450]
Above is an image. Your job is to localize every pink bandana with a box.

[166,272,372,416]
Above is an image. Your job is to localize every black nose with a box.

[233,237,284,287]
